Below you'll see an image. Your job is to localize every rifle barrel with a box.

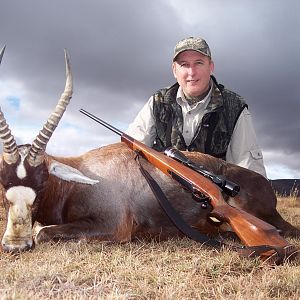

[79,109,124,136]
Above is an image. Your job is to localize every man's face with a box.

[172,50,214,98]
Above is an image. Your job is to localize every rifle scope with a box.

[164,147,240,197]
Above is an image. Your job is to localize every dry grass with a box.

[0,196,299,299]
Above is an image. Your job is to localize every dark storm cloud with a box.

[0,0,179,99]
[207,1,300,155]
[0,0,299,178]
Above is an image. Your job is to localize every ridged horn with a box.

[0,46,20,164]
[27,49,73,167]
[0,46,6,63]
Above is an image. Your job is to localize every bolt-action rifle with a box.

[80,109,297,264]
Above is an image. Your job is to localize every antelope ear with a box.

[48,161,99,185]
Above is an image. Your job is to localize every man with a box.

[127,37,267,177]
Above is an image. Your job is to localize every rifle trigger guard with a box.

[201,201,209,209]
[192,192,210,209]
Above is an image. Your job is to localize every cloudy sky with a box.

[0,0,299,179]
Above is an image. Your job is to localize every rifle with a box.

[164,147,240,198]
[80,109,297,263]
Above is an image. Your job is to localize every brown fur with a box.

[28,142,299,244]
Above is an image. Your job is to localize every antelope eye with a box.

[6,182,14,189]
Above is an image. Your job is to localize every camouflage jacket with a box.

[152,76,247,160]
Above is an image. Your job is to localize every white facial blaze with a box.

[16,146,29,179]
[16,160,26,179]
[1,186,36,251]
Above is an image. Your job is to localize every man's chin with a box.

[185,85,210,99]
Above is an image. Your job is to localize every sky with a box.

[0,0,299,179]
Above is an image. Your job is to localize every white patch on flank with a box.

[48,160,99,185]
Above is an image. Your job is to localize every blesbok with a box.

[0,47,299,260]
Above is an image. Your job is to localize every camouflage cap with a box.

[173,37,211,61]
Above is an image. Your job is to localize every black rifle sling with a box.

[134,151,286,262]
[134,152,222,248]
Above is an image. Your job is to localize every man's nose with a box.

[187,66,196,76]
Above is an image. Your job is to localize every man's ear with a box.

[172,62,177,79]
[210,60,215,74]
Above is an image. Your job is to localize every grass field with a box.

[0,196,299,299]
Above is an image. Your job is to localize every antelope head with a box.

[0,47,97,252]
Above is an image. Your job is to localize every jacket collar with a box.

[206,76,224,112]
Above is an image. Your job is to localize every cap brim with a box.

[173,49,210,61]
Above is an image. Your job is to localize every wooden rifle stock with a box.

[80,109,297,263]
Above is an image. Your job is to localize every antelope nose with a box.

[2,240,33,253]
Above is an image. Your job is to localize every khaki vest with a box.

[152,76,247,160]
